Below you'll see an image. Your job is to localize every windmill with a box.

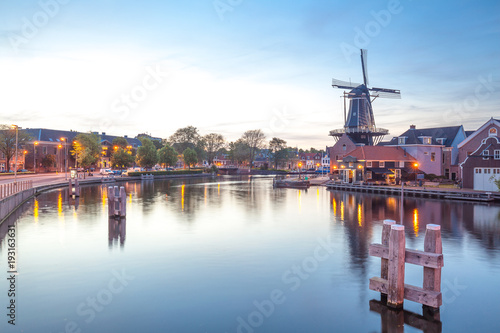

[329,49,400,145]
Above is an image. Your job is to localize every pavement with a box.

[0,172,96,187]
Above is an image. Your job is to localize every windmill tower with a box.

[329,49,400,145]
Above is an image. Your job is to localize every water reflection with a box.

[108,217,126,248]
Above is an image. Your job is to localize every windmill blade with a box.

[360,49,369,87]
[369,87,401,99]
[332,78,361,90]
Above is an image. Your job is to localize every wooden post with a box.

[119,186,126,217]
[74,179,80,197]
[381,220,396,302]
[388,224,405,308]
[108,186,115,216]
[423,224,443,318]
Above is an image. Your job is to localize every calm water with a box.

[1,176,499,333]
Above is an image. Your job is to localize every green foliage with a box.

[492,176,500,191]
[228,139,250,164]
[136,137,158,168]
[72,133,101,168]
[41,154,56,169]
[0,125,33,171]
[111,148,135,168]
[112,137,128,149]
[183,148,198,169]
[127,170,203,176]
[204,133,225,164]
[269,137,288,169]
[169,126,201,153]
[157,145,178,167]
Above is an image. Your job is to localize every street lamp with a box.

[33,141,38,173]
[11,125,18,184]
[60,137,68,179]
[413,162,419,185]
[298,162,302,179]
[58,144,63,173]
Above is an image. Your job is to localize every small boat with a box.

[273,176,310,189]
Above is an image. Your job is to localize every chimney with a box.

[124,135,128,138]
[410,125,416,130]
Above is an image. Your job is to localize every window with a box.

[43,147,47,154]
[436,138,445,145]
[366,161,372,167]
[399,161,405,167]
[342,144,346,151]
[349,162,353,168]
[431,152,436,162]
[54,148,57,154]
[477,169,481,174]
[379,161,385,168]
[424,152,429,155]
[482,150,489,160]
[398,137,406,145]
[494,150,500,160]
[489,128,497,137]
[420,137,432,144]
[367,171,372,179]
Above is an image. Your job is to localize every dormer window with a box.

[422,137,432,144]
[398,137,406,145]
[489,128,498,137]
[436,138,445,145]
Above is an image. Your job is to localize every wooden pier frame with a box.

[369,221,444,309]
[68,178,80,197]
[108,186,126,217]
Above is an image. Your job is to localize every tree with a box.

[183,148,198,169]
[111,148,135,169]
[228,139,250,165]
[204,133,225,165]
[72,133,101,169]
[157,145,178,167]
[112,137,128,149]
[0,125,33,171]
[41,154,56,171]
[169,126,201,153]
[241,129,266,167]
[269,137,288,169]
[136,137,157,169]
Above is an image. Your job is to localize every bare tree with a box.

[204,133,225,165]
[241,129,266,167]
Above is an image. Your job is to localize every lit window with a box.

[367,171,372,179]
[431,152,436,162]
[489,128,497,137]
[399,161,405,167]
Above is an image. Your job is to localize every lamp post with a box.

[298,162,302,179]
[33,141,38,173]
[58,144,62,173]
[413,162,419,186]
[11,125,18,184]
[61,137,68,179]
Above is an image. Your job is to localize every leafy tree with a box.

[228,139,250,165]
[111,148,135,169]
[152,140,163,150]
[183,148,198,169]
[157,145,178,167]
[41,154,56,170]
[0,125,33,171]
[269,137,288,169]
[241,129,266,167]
[111,137,128,149]
[136,137,157,169]
[204,133,225,165]
[72,133,101,169]
[169,126,201,153]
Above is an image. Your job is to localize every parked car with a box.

[17,169,29,172]
[100,168,113,175]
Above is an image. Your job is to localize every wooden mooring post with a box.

[108,186,126,217]
[69,179,80,197]
[369,221,444,310]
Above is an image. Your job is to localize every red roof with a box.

[346,146,416,161]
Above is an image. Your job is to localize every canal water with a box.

[0,176,499,332]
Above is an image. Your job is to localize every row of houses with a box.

[328,118,500,191]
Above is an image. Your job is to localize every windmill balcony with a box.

[329,127,389,136]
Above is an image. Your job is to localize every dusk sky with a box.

[1,0,499,148]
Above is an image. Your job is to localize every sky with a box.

[0,0,499,149]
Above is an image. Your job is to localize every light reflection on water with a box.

[0,176,499,333]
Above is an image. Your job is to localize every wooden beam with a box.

[387,225,405,308]
[369,244,444,269]
[369,277,442,308]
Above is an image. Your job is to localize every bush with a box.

[127,170,203,176]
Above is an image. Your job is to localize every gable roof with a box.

[457,118,500,149]
[343,146,416,161]
[383,125,463,146]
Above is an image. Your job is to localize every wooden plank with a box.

[423,224,442,312]
[381,220,396,280]
[369,244,444,269]
[370,277,442,308]
[388,225,405,308]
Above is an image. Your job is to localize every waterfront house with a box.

[337,146,417,184]
[458,118,500,191]
[380,124,467,180]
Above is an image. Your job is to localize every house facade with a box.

[458,118,500,191]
